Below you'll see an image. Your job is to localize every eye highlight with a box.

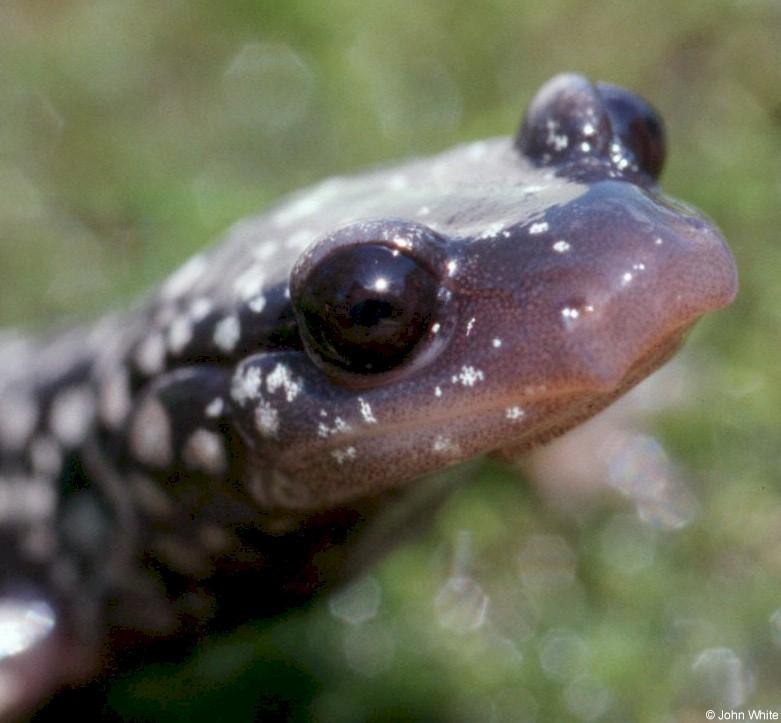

[292,243,439,374]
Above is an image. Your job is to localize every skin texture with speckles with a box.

[0,74,736,719]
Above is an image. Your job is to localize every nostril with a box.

[559,297,596,331]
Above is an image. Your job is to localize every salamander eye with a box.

[516,74,666,182]
[292,243,439,373]
[597,82,666,179]
[516,73,612,167]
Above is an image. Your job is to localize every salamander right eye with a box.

[516,73,666,182]
[291,243,439,374]
[596,81,666,180]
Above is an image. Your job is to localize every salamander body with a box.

[0,74,737,718]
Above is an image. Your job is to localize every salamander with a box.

[0,74,737,719]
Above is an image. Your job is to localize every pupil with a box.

[352,299,394,327]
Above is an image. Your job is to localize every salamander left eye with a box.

[292,243,439,373]
[597,82,666,179]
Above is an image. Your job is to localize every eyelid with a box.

[290,218,451,302]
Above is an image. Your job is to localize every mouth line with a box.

[296,384,610,458]
[293,326,688,460]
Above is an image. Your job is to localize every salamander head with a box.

[226,73,737,512]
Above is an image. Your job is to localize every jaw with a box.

[494,323,688,460]
[239,320,690,516]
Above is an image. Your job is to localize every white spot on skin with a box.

[248,294,266,314]
[29,436,62,475]
[161,255,207,300]
[505,406,525,420]
[465,317,476,336]
[233,264,265,300]
[98,368,132,428]
[231,366,262,405]
[621,272,634,286]
[452,365,484,387]
[562,307,580,320]
[266,363,302,402]
[478,222,505,239]
[167,316,194,354]
[183,429,227,476]
[332,446,357,465]
[546,119,568,151]
[492,338,502,348]
[609,141,631,170]
[130,397,173,468]
[446,260,458,277]
[391,234,412,250]
[529,221,549,235]
[0,333,34,380]
[552,240,571,253]
[358,398,377,424]
[318,416,352,438]
[522,184,548,196]
[205,397,224,418]
[524,383,548,396]
[49,386,95,448]
[135,332,166,375]
[153,305,178,327]
[255,399,280,437]
[0,476,55,523]
[0,597,56,661]
[434,386,443,397]
[432,435,459,454]
[213,315,241,353]
[431,322,441,334]
[0,392,38,450]
[189,297,213,321]
[654,237,664,246]
[253,241,279,261]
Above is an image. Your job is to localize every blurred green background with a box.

[1,1,780,721]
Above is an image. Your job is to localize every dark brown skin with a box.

[0,74,737,719]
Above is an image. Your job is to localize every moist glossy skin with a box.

[0,74,737,719]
